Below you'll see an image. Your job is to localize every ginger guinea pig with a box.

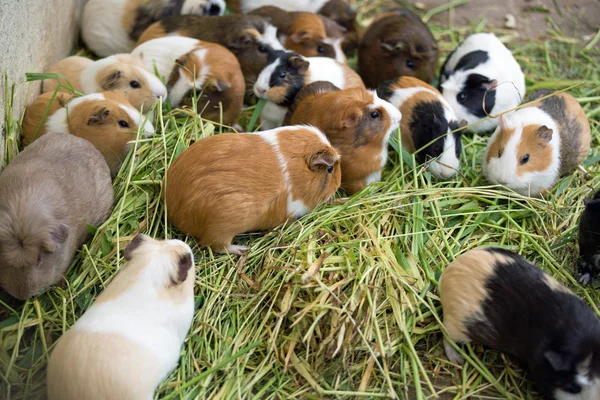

[22,91,155,175]
[439,33,526,133]
[288,82,401,194]
[81,0,225,57]
[132,36,245,126]
[43,54,167,113]
[358,9,438,89]
[440,247,600,400]
[378,76,467,179]
[47,234,195,400]
[165,126,341,255]
[0,133,113,300]
[578,190,600,285]
[482,90,591,197]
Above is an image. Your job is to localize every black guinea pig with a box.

[578,190,600,285]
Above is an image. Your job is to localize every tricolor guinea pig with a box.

[253,50,364,129]
[378,76,467,179]
[136,15,284,89]
[47,234,195,400]
[165,126,341,255]
[287,82,401,194]
[42,54,167,113]
[482,90,591,197]
[132,36,245,126]
[440,247,600,400]
[81,0,226,57]
[0,133,113,300]
[439,33,526,133]
[22,91,155,175]
[358,9,438,89]
[578,190,600,285]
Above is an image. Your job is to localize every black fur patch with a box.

[267,51,307,107]
[579,190,600,283]
[129,0,185,41]
[408,101,461,163]
[455,50,489,72]
[457,73,496,118]
[375,79,397,101]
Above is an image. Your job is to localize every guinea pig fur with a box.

[132,36,245,125]
[439,32,526,133]
[482,90,591,197]
[81,0,226,57]
[289,82,401,194]
[165,125,341,255]
[0,133,113,300]
[22,91,155,175]
[358,9,438,89]
[230,0,337,14]
[578,190,600,285]
[47,234,195,400]
[378,76,467,179]
[440,247,600,400]
[43,54,167,113]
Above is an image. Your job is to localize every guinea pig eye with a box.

[406,60,415,69]
[370,111,380,119]
[118,120,130,128]
[457,92,467,104]
[279,72,286,78]
[497,148,503,157]
[520,154,530,165]
[318,46,325,54]
[130,80,141,89]
[36,254,42,265]
[327,165,334,174]
[258,45,267,53]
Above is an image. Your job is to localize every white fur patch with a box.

[324,37,346,64]
[259,101,287,130]
[132,36,200,80]
[365,170,382,185]
[118,104,155,138]
[240,0,328,13]
[254,58,279,98]
[369,91,401,170]
[554,376,600,400]
[168,48,209,107]
[261,24,284,50]
[134,66,167,99]
[81,0,133,57]
[305,57,347,88]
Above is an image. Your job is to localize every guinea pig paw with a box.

[577,272,592,285]
[444,338,465,365]
[226,244,249,256]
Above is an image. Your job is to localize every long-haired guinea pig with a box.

[132,36,245,126]
[578,190,600,285]
[253,50,364,130]
[440,247,600,400]
[0,133,113,300]
[81,0,226,57]
[287,82,400,194]
[358,9,438,89]
[439,33,526,133]
[42,54,167,113]
[482,90,591,197]
[47,234,195,400]
[22,91,155,175]
[136,14,284,89]
[165,126,341,255]
[378,76,467,179]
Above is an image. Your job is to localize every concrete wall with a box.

[0,0,86,169]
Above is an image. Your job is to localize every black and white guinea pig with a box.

[439,33,526,133]
[440,247,600,400]
[578,190,600,285]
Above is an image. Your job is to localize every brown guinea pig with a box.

[317,0,358,54]
[287,82,401,194]
[358,8,438,88]
[165,126,341,255]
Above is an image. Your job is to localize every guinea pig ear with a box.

[481,79,498,92]
[230,32,253,50]
[544,350,573,372]
[211,79,231,92]
[88,107,111,126]
[309,151,338,172]
[290,31,313,44]
[340,108,361,129]
[536,125,553,144]
[101,70,121,90]
[380,41,405,53]
[176,252,193,283]
[43,223,70,253]
[288,56,310,72]
[124,234,145,261]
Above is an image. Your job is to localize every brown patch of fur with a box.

[516,124,553,176]
[543,274,573,295]
[485,126,516,164]
[43,56,93,94]
[342,65,364,89]
[136,21,168,45]
[285,13,327,57]
[22,92,74,146]
[390,76,438,92]
[121,0,152,34]
[265,86,289,105]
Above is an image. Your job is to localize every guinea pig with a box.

[440,247,600,400]
[288,82,401,194]
[482,90,591,197]
[165,125,341,254]
[253,50,364,130]
[81,0,226,57]
[47,234,195,400]
[358,9,438,89]
[378,76,467,179]
[136,14,284,89]
[22,91,155,175]
[439,32,526,133]
[578,190,600,285]
[132,36,245,126]
[42,54,167,113]
[0,133,113,300]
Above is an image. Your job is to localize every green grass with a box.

[1,3,600,399]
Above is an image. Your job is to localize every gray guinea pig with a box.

[578,190,600,284]
[0,133,114,300]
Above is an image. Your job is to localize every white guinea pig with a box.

[439,33,525,133]
[81,0,226,57]
[47,234,195,400]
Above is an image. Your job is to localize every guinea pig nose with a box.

[207,3,221,15]
[256,88,266,95]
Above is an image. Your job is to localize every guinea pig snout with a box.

[253,84,267,98]
[205,0,223,16]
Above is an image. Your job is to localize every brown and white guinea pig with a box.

[248,6,346,63]
[165,126,341,255]
[81,0,226,57]
[22,91,155,175]
[440,247,600,400]
[287,82,401,194]
[578,190,600,285]
[0,133,113,300]
[358,9,438,89]
[136,14,284,89]
[47,234,195,400]
[482,90,591,197]
[377,76,467,179]
[132,36,245,126]
[253,50,364,130]
[42,54,167,113]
